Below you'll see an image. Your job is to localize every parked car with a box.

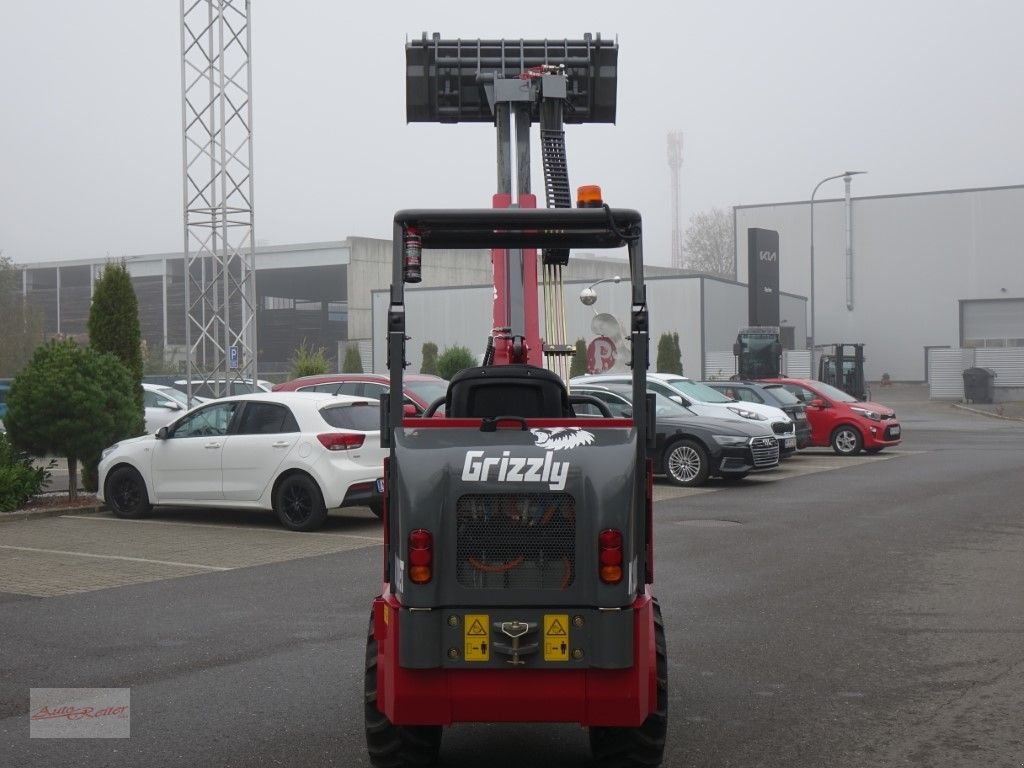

[761,377,902,456]
[702,379,812,449]
[172,378,275,400]
[98,392,387,530]
[142,382,193,434]
[572,382,780,486]
[572,372,797,455]
[272,373,448,416]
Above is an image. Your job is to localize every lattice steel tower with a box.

[667,131,684,269]
[180,0,257,397]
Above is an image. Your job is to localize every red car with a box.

[762,378,901,456]
[272,373,448,416]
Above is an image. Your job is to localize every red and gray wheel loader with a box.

[365,199,668,767]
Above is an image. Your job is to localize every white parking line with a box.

[59,515,384,543]
[0,545,230,571]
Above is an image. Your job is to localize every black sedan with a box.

[572,384,780,486]
[702,379,812,449]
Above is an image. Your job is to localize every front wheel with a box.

[365,616,442,767]
[589,599,668,767]
[105,466,152,519]
[831,426,863,456]
[663,439,710,487]
[274,474,327,531]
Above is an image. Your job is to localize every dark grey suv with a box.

[573,383,780,486]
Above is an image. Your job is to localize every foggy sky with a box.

[1,0,1022,267]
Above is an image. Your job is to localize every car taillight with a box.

[408,528,433,584]
[598,528,623,584]
[317,433,365,451]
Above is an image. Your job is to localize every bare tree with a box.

[683,207,735,276]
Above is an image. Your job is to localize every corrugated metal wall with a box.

[976,348,1024,387]
[783,349,811,378]
[928,347,1024,398]
[928,349,973,399]
[703,351,735,381]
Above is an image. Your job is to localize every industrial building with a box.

[734,184,1024,391]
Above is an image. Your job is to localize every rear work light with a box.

[408,528,433,584]
[598,528,623,584]
[317,433,365,451]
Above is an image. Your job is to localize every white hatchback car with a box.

[98,392,387,531]
[142,382,193,434]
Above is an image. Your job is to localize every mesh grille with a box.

[751,437,779,467]
[770,421,791,435]
[456,493,576,590]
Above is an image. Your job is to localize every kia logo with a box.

[759,250,778,262]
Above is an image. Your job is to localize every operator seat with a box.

[445,364,572,419]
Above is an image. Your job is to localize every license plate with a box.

[784,437,795,448]
[375,478,385,494]
[889,426,901,437]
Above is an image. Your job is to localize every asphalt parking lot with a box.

[0,450,898,599]
[2,386,1021,768]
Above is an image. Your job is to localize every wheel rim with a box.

[668,445,701,482]
[114,478,140,511]
[281,482,313,525]
[835,429,857,453]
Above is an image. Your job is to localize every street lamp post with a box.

[579,275,621,306]
[809,170,866,373]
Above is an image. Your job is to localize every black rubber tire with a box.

[273,473,327,531]
[831,425,864,456]
[365,616,442,767]
[663,439,710,487]
[368,499,384,519]
[105,466,152,519]
[865,446,884,455]
[589,599,668,768]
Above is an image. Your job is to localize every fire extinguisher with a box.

[403,227,422,283]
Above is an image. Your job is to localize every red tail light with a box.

[317,432,365,451]
[598,528,623,584]
[408,528,433,584]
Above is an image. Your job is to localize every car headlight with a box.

[101,444,119,460]
[713,434,750,446]
[851,407,881,421]
[726,406,765,421]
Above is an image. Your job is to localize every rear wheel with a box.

[589,599,668,768]
[664,439,709,487]
[105,466,151,519]
[274,474,327,531]
[831,425,863,456]
[364,616,442,767]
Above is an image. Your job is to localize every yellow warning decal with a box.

[543,614,570,662]
[464,614,489,662]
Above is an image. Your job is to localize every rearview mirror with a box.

[669,395,683,405]
[403,403,417,416]
[156,426,170,440]
[809,398,826,409]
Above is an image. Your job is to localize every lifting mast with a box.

[404,34,619,380]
